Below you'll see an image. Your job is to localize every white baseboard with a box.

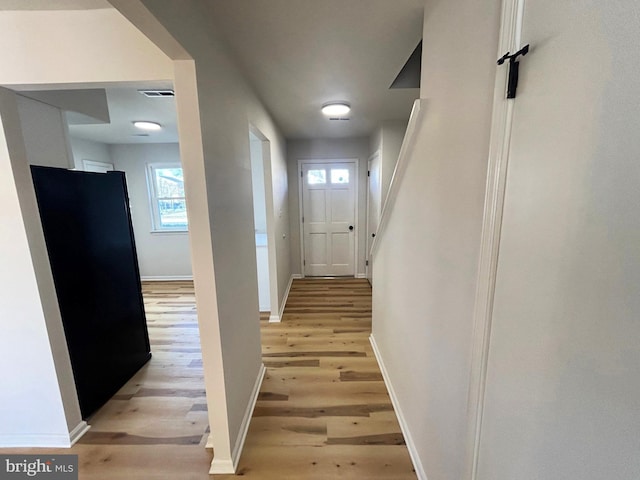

[209,363,266,474]
[370,334,428,480]
[270,274,301,323]
[209,458,235,474]
[140,275,193,282]
[356,273,366,279]
[0,434,72,448]
[0,421,90,449]
[69,421,90,446]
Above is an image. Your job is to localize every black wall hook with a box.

[497,44,530,98]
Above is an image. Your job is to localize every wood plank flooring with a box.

[214,278,416,479]
[0,281,213,479]
[0,278,416,479]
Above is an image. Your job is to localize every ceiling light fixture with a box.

[133,121,162,131]
[321,102,351,117]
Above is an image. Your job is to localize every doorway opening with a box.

[249,126,279,320]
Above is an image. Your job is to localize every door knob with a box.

[349,225,354,231]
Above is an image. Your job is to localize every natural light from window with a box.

[147,164,188,231]
[307,169,326,185]
[330,169,349,184]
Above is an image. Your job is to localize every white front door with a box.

[301,161,356,276]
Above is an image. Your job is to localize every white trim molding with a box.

[270,274,300,323]
[69,421,90,446]
[82,159,114,173]
[140,275,193,282]
[370,99,425,257]
[365,150,381,280]
[370,335,427,480]
[0,434,73,449]
[209,363,266,474]
[297,158,359,278]
[145,162,189,233]
[0,421,89,448]
[464,0,525,479]
[209,458,234,475]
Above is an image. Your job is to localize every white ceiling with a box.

[68,86,179,144]
[6,0,424,143]
[204,0,424,139]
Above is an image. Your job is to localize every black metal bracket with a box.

[497,44,530,99]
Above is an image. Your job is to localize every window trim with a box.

[146,162,189,233]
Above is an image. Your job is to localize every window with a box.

[307,169,326,185]
[147,163,188,232]
[330,168,349,184]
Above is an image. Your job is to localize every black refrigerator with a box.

[31,166,151,419]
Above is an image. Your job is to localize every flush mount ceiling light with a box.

[133,121,162,131]
[321,102,351,117]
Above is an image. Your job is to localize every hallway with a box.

[0,279,415,478]
[218,278,416,478]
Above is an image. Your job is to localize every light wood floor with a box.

[1,278,416,479]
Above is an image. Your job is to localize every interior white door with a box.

[366,152,381,281]
[301,162,356,276]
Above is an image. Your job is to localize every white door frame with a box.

[464,0,525,478]
[297,158,359,278]
[365,150,381,281]
[82,159,114,172]
[249,124,280,321]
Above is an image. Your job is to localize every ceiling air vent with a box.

[329,117,350,121]
[138,89,175,98]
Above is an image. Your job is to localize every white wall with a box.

[109,143,192,279]
[21,89,110,125]
[0,6,175,447]
[287,137,370,276]
[0,5,283,469]
[129,1,291,470]
[16,94,73,169]
[367,120,408,282]
[0,9,173,88]
[0,87,82,447]
[69,136,113,171]
[369,127,383,159]
[380,120,407,202]
[12,93,83,437]
[477,2,640,479]
[68,139,192,279]
[370,119,408,203]
[371,0,501,478]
